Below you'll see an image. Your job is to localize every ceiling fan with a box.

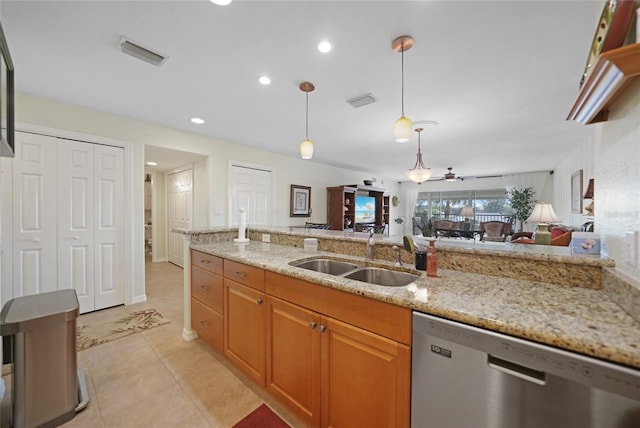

[444,167,463,182]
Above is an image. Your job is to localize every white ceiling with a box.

[2,0,598,179]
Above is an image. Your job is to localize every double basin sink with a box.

[292,258,418,287]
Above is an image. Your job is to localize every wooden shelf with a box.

[567,43,640,124]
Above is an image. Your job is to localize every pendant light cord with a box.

[401,41,405,116]
[305,91,309,139]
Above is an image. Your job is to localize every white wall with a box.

[597,78,640,282]
[15,92,400,229]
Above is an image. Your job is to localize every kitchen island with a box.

[175,227,640,427]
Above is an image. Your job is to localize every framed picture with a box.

[290,184,311,217]
[571,170,583,213]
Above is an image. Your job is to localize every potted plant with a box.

[418,217,434,237]
[508,187,536,232]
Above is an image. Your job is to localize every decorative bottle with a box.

[427,239,438,277]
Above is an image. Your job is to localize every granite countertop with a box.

[189,239,640,370]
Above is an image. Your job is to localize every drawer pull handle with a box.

[256,298,264,305]
[200,259,211,264]
[200,321,210,328]
[199,286,210,292]
[319,325,327,333]
[309,322,317,329]
[235,272,247,277]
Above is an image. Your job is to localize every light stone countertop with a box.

[189,239,640,370]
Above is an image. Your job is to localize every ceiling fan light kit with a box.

[444,167,457,182]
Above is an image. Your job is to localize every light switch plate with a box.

[625,231,639,267]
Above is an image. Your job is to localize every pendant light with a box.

[299,82,315,159]
[405,126,433,183]
[392,36,414,143]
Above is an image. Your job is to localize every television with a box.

[355,195,376,224]
[0,20,14,158]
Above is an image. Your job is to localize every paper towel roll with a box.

[234,208,250,243]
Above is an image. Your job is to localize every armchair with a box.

[479,221,512,242]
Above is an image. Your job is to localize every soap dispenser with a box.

[426,238,438,277]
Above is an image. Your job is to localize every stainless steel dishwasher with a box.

[412,312,640,428]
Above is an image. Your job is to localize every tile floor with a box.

[64,258,305,428]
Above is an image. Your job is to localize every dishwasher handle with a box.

[488,355,547,386]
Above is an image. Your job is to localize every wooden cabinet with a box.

[266,271,410,428]
[191,250,224,352]
[223,259,266,386]
[266,296,321,427]
[191,255,411,428]
[327,186,356,230]
[327,185,390,233]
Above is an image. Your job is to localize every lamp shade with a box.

[583,178,594,199]
[394,115,412,143]
[300,139,314,159]
[526,203,561,224]
[405,167,432,183]
[460,207,474,218]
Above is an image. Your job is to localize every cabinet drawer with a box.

[191,266,223,313]
[192,298,223,353]
[192,250,223,275]
[223,259,265,291]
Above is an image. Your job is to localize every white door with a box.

[57,139,95,312]
[93,144,125,310]
[12,132,58,297]
[229,164,272,226]
[167,168,192,267]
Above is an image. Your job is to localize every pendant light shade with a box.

[392,36,414,143]
[299,82,315,160]
[405,126,433,184]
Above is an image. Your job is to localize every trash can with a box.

[0,289,81,428]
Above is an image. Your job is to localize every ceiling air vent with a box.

[346,93,378,108]
[118,36,168,67]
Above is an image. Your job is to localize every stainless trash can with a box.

[1,290,79,428]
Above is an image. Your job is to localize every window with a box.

[413,189,513,234]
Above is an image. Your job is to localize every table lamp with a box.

[460,207,474,230]
[526,202,561,245]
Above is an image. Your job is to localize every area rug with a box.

[76,308,169,351]
[232,404,290,428]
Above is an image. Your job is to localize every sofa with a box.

[511,225,573,246]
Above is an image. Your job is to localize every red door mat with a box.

[232,404,290,428]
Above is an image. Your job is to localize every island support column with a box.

[182,234,197,341]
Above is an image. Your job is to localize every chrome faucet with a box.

[392,245,402,267]
[366,232,375,260]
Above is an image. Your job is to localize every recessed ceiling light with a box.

[209,0,232,5]
[259,75,271,85]
[146,161,158,166]
[191,117,205,124]
[318,40,332,53]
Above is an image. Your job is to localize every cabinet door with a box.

[266,296,321,427]
[192,298,223,352]
[321,316,410,428]
[224,279,266,386]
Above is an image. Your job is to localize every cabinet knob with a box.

[199,285,210,292]
[309,321,317,329]
[319,325,326,333]
[256,298,264,305]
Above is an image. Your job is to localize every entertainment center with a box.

[326,185,390,232]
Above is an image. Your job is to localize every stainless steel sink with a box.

[342,267,418,287]
[293,258,360,275]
